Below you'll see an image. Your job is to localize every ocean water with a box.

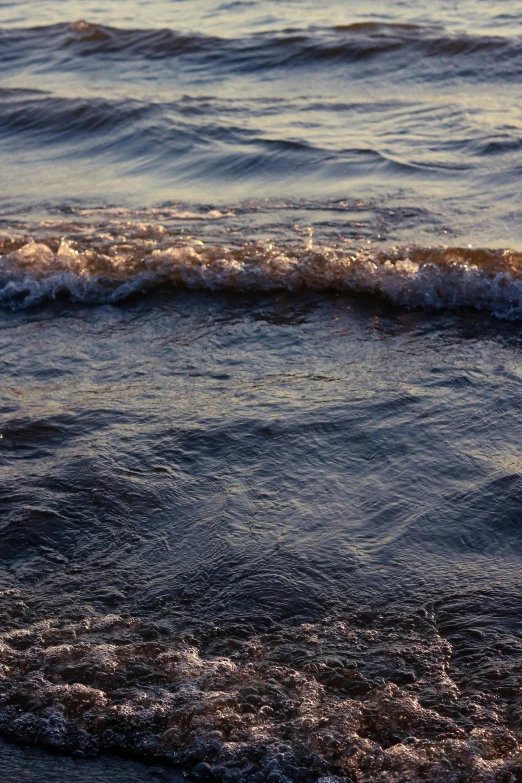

[2,1,522,781]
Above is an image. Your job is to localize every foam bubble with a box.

[0,229,521,318]
[1,595,522,781]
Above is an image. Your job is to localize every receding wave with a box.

[1,20,520,74]
[1,225,522,317]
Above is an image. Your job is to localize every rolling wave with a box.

[0,93,447,185]
[1,91,517,186]
[0,20,520,75]
[0,95,154,139]
[1,229,522,317]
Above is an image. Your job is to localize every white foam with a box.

[1,602,522,781]
[1,234,522,317]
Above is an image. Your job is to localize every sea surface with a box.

[1,1,522,781]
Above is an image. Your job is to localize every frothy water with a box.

[2,600,522,782]
[2,213,522,317]
[2,1,522,781]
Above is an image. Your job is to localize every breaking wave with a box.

[1,225,522,317]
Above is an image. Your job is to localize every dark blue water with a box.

[2,2,522,782]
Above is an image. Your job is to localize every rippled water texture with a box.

[3,294,522,782]
[2,1,522,782]
[0,0,521,247]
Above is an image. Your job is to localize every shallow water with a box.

[0,736,185,782]
[2,1,522,782]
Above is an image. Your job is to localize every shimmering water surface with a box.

[2,1,522,782]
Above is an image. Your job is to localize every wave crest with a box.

[1,21,519,72]
[1,230,522,317]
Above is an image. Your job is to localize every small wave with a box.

[0,92,514,186]
[0,93,336,177]
[0,21,520,74]
[0,95,155,140]
[0,87,49,98]
[1,229,522,317]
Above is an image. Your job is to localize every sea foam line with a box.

[1,238,522,317]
